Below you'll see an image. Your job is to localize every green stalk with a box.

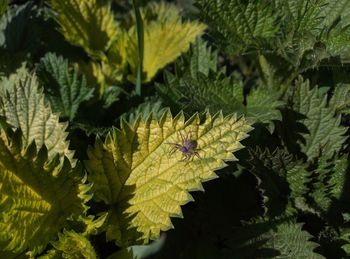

[278,70,299,100]
[132,0,144,96]
[0,0,8,17]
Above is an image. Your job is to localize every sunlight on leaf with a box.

[0,130,90,255]
[0,69,75,165]
[85,110,252,246]
[127,2,206,82]
[50,0,120,60]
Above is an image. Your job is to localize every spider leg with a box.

[179,131,185,144]
[166,143,181,155]
[165,142,181,146]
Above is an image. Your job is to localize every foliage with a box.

[85,111,252,246]
[50,0,205,93]
[0,69,75,164]
[37,53,94,121]
[227,218,325,258]
[126,2,206,82]
[156,40,283,129]
[195,0,350,98]
[0,71,90,256]
[0,0,350,258]
[40,230,97,259]
[291,77,347,160]
[50,0,120,61]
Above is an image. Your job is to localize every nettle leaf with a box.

[286,164,313,213]
[263,222,324,258]
[320,1,350,58]
[245,86,283,126]
[40,230,97,259]
[195,0,278,55]
[258,55,281,91]
[0,70,75,165]
[85,110,252,246]
[195,0,350,79]
[292,78,347,161]
[249,148,295,216]
[157,71,283,126]
[309,157,336,214]
[340,214,350,256]
[196,0,346,55]
[127,2,206,82]
[319,0,350,27]
[229,218,324,258]
[79,212,108,236]
[178,38,219,79]
[328,158,348,200]
[50,0,120,60]
[156,39,283,126]
[308,156,349,214]
[274,0,328,33]
[0,129,89,255]
[37,53,94,121]
[323,25,350,59]
[329,84,350,115]
[155,39,223,112]
[120,99,167,124]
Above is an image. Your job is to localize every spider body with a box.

[167,132,200,160]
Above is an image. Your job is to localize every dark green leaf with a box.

[292,78,347,160]
[37,53,94,121]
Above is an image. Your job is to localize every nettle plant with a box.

[0,0,350,258]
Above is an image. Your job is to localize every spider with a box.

[166,131,200,161]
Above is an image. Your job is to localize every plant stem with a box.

[133,0,144,96]
[278,70,299,100]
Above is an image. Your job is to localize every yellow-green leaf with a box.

[0,69,75,165]
[50,0,120,61]
[85,110,252,246]
[42,230,97,259]
[79,212,108,236]
[0,129,89,255]
[127,2,206,82]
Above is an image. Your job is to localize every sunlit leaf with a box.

[50,0,120,60]
[0,69,75,164]
[0,130,89,255]
[85,110,252,246]
[127,2,206,82]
